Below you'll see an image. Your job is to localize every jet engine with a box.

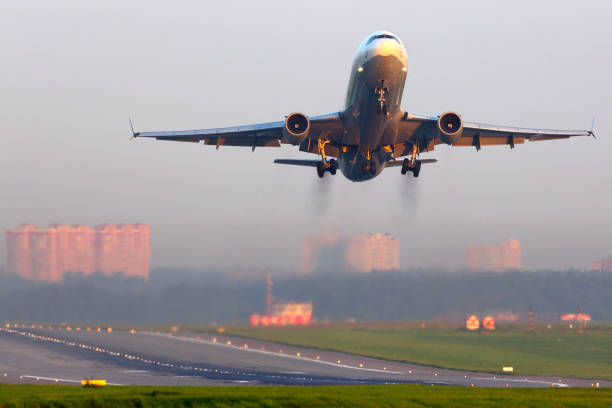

[282,113,310,145]
[437,112,463,145]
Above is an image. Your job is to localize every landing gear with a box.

[401,145,421,177]
[360,151,377,175]
[317,158,337,178]
[315,138,337,177]
[374,80,389,115]
[329,159,337,175]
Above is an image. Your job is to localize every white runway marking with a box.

[471,377,569,387]
[122,370,150,373]
[142,332,404,375]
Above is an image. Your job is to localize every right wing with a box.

[400,113,592,152]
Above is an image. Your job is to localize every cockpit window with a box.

[367,34,399,45]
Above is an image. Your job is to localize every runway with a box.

[0,325,608,388]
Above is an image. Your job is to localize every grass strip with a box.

[0,384,610,408]
[223,323,612,380]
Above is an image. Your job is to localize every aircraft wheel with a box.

[329,159,337,175]
[412,161,421,178]
[361,161,370,174]
[316,163,325,178]
[370,162,377,175]
[401,158,409,175]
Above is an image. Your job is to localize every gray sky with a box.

[1,0,610,271]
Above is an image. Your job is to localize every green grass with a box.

[0,385,610,408]
[222,322,612,380]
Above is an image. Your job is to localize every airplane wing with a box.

[132,112,344,153]
[133,121,284,149]
[400,113,593,152]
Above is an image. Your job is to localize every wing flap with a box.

[203,137,281,147]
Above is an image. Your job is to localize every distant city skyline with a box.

[302,233,400,273]
[5,224,150,281]
[467,238,522,272]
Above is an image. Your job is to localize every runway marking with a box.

[471,377,569,387]
[142,332,404,375]
[1,327,405,385]
[122,370,150,373]
[22,375,123,386]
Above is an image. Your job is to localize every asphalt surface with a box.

[0,325,609,387]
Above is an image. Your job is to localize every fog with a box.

[1,269,610,324]
[1,0,611,271]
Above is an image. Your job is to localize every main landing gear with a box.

[401,145,421,177]
[317,159,337,178]
[316,138,337,178]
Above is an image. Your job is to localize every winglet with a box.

[129,118,140,140]
[588,115,596,139]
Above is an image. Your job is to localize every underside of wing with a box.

[399,113,592,152]
[134,121,284,148]
[456,121,590,150]
[133,112,345,153]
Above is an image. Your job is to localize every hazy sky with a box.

[1,0,611,271]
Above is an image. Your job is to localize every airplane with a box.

[132,30,594,182]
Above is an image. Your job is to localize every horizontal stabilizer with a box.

[274,159,321,167]
[385,158,439,168]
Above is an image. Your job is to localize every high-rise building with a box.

[467,238,522,272]
[302,233,400,273]
[4,224,150,281]
[591,258,612,272]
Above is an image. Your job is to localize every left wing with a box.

[133,121,284,149]
[400,113,593,152]
[132,112,344,152]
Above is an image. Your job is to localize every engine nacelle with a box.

[437,112,463,145]
[282,113,310,145]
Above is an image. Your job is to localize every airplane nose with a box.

[370,38,402,57]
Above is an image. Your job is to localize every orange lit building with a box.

[467,238,522,272]
[4,224,150,281]
[302,233,400,273]
[250,302,313,326]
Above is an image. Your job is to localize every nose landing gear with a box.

[375,80,389,115]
